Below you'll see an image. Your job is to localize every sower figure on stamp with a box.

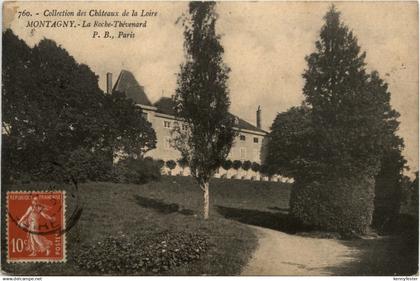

[18,195,55,256]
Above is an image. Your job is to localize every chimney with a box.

[256,106,261,129]
[106,72,112,94]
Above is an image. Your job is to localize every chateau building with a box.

[107,70,290,181]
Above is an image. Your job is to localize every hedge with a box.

[112,158,161,184]
[289,175,375,236]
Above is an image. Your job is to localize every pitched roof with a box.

[154,97,175,115]
[113,70,152,106]
[228,113,266,133]
[153,97,266,134]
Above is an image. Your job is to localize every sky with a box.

[4,1,419,176]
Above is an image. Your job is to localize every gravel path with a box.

[241,225,358,276]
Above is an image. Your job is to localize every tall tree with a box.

[368,72,407,232]
[2,30,156,182]
[173,1,235,219]
[285,6,404,235]
[104,91,156,160]
[2,29,34,181]
[265,105,315,179]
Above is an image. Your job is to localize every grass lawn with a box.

[2,176,417,276]
[1,176,292,275]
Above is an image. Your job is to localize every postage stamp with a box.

[6,191,66,263]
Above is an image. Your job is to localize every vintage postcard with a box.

[1,0,418,277]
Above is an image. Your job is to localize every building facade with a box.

[108,70,290,182]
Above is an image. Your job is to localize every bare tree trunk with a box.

[202,181,210,219]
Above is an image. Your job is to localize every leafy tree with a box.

[165,160,177,175]
[222,159,232,170]
[251,162,260,173]
[2,29,156,182]
[2,29,34,181]
[265,105,314,179]
[177,158,189,168]
[105,91,156,160]
[260,164,269,176]
[286,6,404,234]
[3,31,110,180]
[411,172,419,216]
[242,161,252,171]
[156,159,165,169]
[232,160,242,170]
[369,72,407,232]
[172,1,235,219]
[144,156,154,162]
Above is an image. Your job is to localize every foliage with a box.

[251,162,260,172]
[265,105,314,179]
[372,138,407,233]
[260,164,269,175]
[144,156,154,162]
[242,161,252,171]
[177,158,189,168]
[166,160,177,170]
[105,91,156,160]
[290,175,375,236]
[301,8,399,177]
[172,2,235,218]
[2,31,107,179]
[75,231,208,274]
[232,160,242,170]
[2,29,156,182]
[280,6,406,234]
[63,148,112,182]
[112,158,161,184]
[222,159,232,170]
[401,172,419,218]
[156,159,165,169]
[412,172,419,217]
[172,1,235,184]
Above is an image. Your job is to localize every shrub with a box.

[242,161,252,171]
[166,160,177,170]
[165,160,177,175]
[66,149,112,182]
[112,158,161,184]
[3,147,113,184]
[232,160,242,170]
[221,159,232,170]
[289,175,375,236]
[177,158,189,168]
[144,156,154,162]
[260,164,268,175]
[75,231,208,274]
[156,159,165,169]
[251,162,260,172]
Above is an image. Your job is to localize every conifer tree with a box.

[287,6,404,234]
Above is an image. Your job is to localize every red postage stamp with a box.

[6,191,66,263]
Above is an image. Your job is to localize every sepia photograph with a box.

[1,0,419,277]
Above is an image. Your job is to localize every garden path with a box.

[241,225,358,275]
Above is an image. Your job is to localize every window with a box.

[253,137,259,143]
[240,148,247,160]
[164,136,172,150]
[163,121,171,128]
[182,124,188,131]
[240,135,246,141]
